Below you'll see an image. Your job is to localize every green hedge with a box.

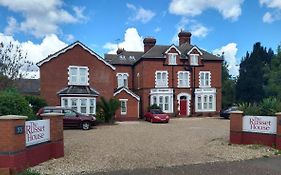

[24,95,47,114]
[0,89,35,120]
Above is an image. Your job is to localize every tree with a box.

[221,61,236,108]
[0,42,32,90]
[236,42,274,103]
[96,97,120,124]
[265,44,281,99]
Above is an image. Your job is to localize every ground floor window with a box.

[195,88,216,112]
[119,99,127,115]
[150,89,173,113]
[61,97,96,114]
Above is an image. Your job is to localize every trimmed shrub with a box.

[0,89,35,120]
[24,95,48,114]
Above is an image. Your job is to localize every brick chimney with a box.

[178,31,192,46]
[143,37,156,53]
[116,47,125,54]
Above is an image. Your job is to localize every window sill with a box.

[195,109,216,112]
[155,85,169,88]
[177,86,190,88]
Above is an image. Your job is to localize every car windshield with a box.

[151,110,164,114]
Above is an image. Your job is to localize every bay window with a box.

[61,97,96,114]
[195,88,216,112]
[150,89,173,113]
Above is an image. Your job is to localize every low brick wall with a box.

[0,114,64,175]
[230,111,281,149]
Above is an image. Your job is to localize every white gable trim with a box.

[37,41,116,70]
[164,45,181,54]
[114,87,140,101]
[187,46,203,55]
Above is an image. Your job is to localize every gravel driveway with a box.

[32,117,275,175]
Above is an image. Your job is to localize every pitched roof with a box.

[104,51,143,65]
[15,79,40,95]
[57,85,99,97]
[113,87,140,101]
[37,41,116,70]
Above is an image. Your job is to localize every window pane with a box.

[159,96,163,110]
[80,68,86,76]
[164,96,169,111]
[209,96,213,109]
[70,68,77,75]
[121,101,126,114]
[203,96,208,109]
[80,99,87,114]
[157,73,161,80]
[90,99,95,114]
[63,99,68,107]
[197,96,202,110]
[205,73,209,86]
[71,99,77,111]
[153,96,157,105]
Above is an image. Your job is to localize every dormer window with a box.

[168,53,177,65]
[68,66,89,85]
[190,54,199,66]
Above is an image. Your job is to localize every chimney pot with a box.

[143,37,156,53]
[178,31,192,46]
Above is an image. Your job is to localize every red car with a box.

[144,109,170,123]
[37,106,96,130]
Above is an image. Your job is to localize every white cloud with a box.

[66,34,75,42]
[260,0,281,23]
[0,33,67,78]
[213,43,239,76]
[103,28,143,54]
[169,0,243,21]
[126,3,155,23]
[190,23,209,37]
[260,0,281,9]
[171,18,209,44]
[0,0,86,37]
[154,27,161,33]
[263,12,274,23]
[4,17,18,35]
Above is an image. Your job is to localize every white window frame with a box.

[195,88,216,112]
[61,97,96,114]
[190,54,199,66]
[155,71,168,88]
[119,99,128,115]
[116,73,129,88]
[168,53,177,65]
[199,71,211,88]
[177,71,190,88]
[150,89,173,113]
[68,66,89,86]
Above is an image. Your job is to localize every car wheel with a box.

[82,122,90,130]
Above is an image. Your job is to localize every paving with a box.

[89,156,281,175]
[32,117,276,175]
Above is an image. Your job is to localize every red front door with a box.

[180,100,187,116]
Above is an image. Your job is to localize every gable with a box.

[187,46,203,55]
[164,45,181,54]
[114,87,140,101]
[37,41,115,70]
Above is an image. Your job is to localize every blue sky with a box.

[0,0,280,77]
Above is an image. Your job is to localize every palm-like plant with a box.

[97,97,120,124]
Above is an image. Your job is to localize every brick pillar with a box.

[41,113,64,158]
[0,115,28,175]
[230,111,244,144]
[275,112,281,150]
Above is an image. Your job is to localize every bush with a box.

[238,97,281,116]
[96,97,120,124]
[24,95,47,114]
[17,169,41,175]
[148,104,161,110]
[0,89,35,120]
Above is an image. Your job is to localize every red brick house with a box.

[37,31,223,121]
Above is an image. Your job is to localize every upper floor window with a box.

[168,53,177,65]
[68,66,89,85]
[199,71,211,87]
[190,54,199,66]
[117,73,128,88]
[155,71,168,87]
[178,71,190,87]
